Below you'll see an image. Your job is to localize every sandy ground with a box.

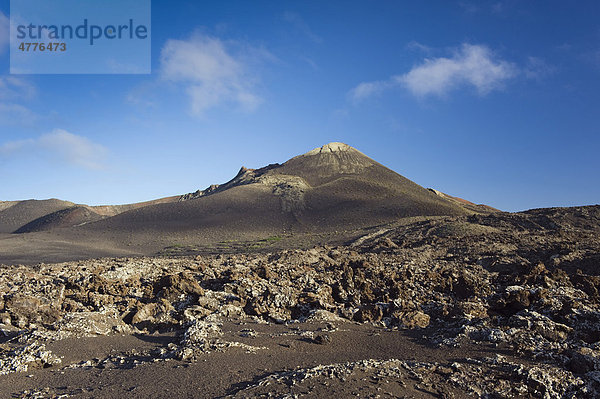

[0,321,514,398]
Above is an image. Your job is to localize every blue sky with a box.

[0,0,598,211]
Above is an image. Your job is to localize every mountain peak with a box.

[303,142,354,156]
[277,142,376,186]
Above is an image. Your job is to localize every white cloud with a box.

[300,56,318,70]
[0,76,39,126]
[350,44,518,101]
[0,138,34,155]
[348,80,393,103]
[406,41,433,54]
[0,76,36,100]
[283,12,323,44]
[126,81,158,108]
[39,130,107,170]
[524,56,555,80]
[0,129,107,170]
[0,103,38,126]
[0,11,8,53]
[160,34,262,115]
[400,44,517,96]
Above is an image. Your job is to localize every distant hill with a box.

[0,199,75,233]
[13,206,104,233]
[0,196,181,234]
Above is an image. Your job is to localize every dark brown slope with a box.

[0,196,182,234]
[76,143,469,245]
[83,183,295,238]
[14,206,105,233]
[274,143,471,225]
[0,199,74,233]
[90,196,181,217]
[428,189,500,214]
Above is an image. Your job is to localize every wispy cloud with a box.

[0,103,38,126]
[283,12,323,44]
[524,57,555,80]
[159,33,264,116]
[458,1,480,13]
[406,41,433,54]
[401,44,517,96]
[459,1,511,15]
[0,76,39,126]
[349,44,520,101]
[491,2,505,14]
[0,138,34,155]
[300,55,319,70]
[349,80,394,102]
[0,11,8,53]
[0,76,37,100]
[0,129,107,170]
[580,48,600,71]
[125,81,159,109]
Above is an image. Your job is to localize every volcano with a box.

[0,142,493,264]
[79,143,472,235]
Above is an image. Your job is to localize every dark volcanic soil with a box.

[0,205,599,398]
[1,322,521,399]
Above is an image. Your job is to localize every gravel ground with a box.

[0,205,599,398]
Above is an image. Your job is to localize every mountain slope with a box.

[79,143,470,240]
[428,189,500,214]
[0,196,183,234]
[182,142,470,222]
[0,199,75,233]
[14,206,105,233]
[90,196,181,217]
[0,142,493,264]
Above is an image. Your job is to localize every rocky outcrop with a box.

[0,206,599,396]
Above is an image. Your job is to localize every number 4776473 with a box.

[18,42,66,51]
